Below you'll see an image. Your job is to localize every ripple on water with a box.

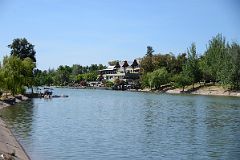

[0,88,240,160]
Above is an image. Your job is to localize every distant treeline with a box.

[0,34,240,95]
[33,64,106,86]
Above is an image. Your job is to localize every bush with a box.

[105,81,114,87]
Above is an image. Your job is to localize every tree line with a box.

[140,34,240,91]
[0,38,106,95]
[33,64,106,87]
[1,34,240,95]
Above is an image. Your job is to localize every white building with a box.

[99,59,141,82]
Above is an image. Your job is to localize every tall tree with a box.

[0,65,4,92]
[22,57,36,93]
[172,72,191,92]
[141,46,154,73]
[201,34,226,83]
[55,65,72,85]
[146,46,154,57]
[72,64,83,75]
[151,68,169,90]
[183,43,201,88]
[1,56,25,95]
[8,38,36,62]
[229,42,240,89]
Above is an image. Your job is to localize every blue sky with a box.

[0,0,239,70]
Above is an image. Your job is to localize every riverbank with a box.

[0,95,30,160]
[165,85,240,97]
[57,84,240,97]
[131,85,240,97]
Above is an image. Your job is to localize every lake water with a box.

[0,88,240,160]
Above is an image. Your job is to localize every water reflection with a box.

[0,90,239,160]
[0,100,34,139]
[205,101,240,159]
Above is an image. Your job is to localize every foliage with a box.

[201,34,226,82]
[183,43,201,88]
[32,64,105,86]
[140,46,155,73]
[0,56,35,95]
[8,38,36,62]
[22,58,36,88]
[141,68,169,90]
[140,56,154,73]
[2,34,240,93]
[83,72,98,82]
[151,68,170,89]
[172,73,191,91]
[227,42,240,89]
[108,60,119,66]
[146,46,154,57]
[105,81,114,87]
[0,65,4,91]
[54,65,72,86]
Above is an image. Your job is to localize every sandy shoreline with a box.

[0,96,30,160]
[165,85,240,97]
[63,85,240,97]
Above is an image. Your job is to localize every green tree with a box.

[72,64,83,75]
[83,72,97,81]
[201,34,226,83]
[89,64,99,72]
[183,43,201,88]
[97,64,106,70]
[141,46,154,73]
[151,68,169,89]
[0,65,4,92]
[8,38,36,62]
[22,58,36,93]
[76,74,84,83]
[146,46,154,57]
[1,56,25,95]
[174,53,187,74]
[228,42,240,89]
[55,65,72,86]
[172,73,191,91]
[140,73,150,89]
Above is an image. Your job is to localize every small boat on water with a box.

[42,88,69,99]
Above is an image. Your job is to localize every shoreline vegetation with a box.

[1,34,240,99]
[0,34,240,159]
[0,95,30,160]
